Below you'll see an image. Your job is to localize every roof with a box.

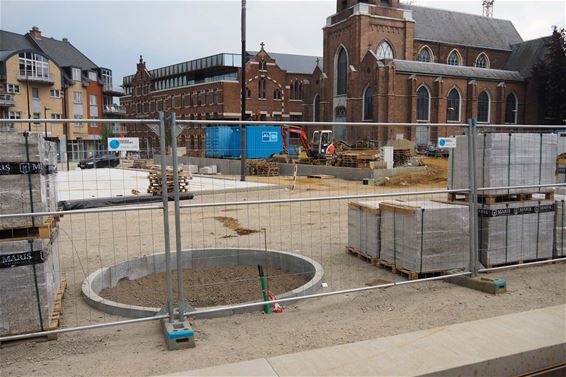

[0,30,35,51]
[249,51,322,74]
[30,36,98,70]
[400,4,523,51]
[504,37,550,78]
[392,59,524,82]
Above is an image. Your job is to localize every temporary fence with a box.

[0,114,565,343]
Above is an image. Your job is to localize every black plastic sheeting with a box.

[58,193,194,211]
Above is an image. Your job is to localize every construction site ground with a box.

[1,158,564,376]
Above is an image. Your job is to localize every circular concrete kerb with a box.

[82,248,324,319]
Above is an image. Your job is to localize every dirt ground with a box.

[99,266,308,307]
[1,163,565,376]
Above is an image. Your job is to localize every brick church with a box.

[122,0,549,150]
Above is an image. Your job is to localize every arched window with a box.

[447,88,461,122]
[273,89,282,100]
[477,90,490,123]
[336,47,348,95]
[418,47,432,63]
[416,85,430,122]
[376,41,394,60]
[475,53,489,68]
[363,85,373,120]
[313,94,320,122]
[298,82,303,100]
[447,50,461,66]
[258,78,266,99]
[505,93,518,124]
[335,106,346,119]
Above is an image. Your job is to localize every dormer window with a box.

[447,50,461,66]
[72,67,81,81]
[88,71,98,81]
[475,53,489,68]
[418,47,432,63]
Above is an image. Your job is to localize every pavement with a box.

[165,304,566,376]
[56,168,273,201]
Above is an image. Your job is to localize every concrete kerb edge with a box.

[81,248,325,319]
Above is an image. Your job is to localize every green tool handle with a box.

[258,265,271,314]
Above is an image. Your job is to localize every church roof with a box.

[401,4,523,51]
[504,37,550,78]
[248,51,322,74]
[392,59,524,82]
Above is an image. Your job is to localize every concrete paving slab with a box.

[56,168,273,201]
[172,359,278,376]
[174,305,565,377]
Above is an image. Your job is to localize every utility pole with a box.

[240,0,247,182]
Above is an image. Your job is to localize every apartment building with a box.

[0,27,124,160]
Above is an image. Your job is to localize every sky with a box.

[1,0,564,86]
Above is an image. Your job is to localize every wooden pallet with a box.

[448,191,554,205]
[376,259,445,280]
[0,277,67,347]
[483,257,553,270]
[0,216,59,243]
[345,246,379,265]
[246,160,279,177]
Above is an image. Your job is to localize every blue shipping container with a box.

[205,126,284,159]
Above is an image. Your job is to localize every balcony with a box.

[17,71,55,84]
[0,94,15,107]
[103,105,127,116]
[103,84,125,96]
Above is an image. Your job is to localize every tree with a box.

[100,123,115,150]
[532,27,566,124]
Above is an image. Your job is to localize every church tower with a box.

[322,0,414,134]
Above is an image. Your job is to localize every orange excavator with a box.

[280,125,335,160]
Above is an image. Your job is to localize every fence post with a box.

[159,112,175,321]
[169,112,187,320]
[467,118,480,277]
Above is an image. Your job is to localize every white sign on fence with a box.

[108,137,140,152]
[438,137,457,149]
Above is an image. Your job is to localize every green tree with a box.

[100,123,115,151]
[532,27,566,124]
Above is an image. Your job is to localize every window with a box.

[313,94,320,122]
[49,89,61,98]
[475,53,489,68]
[9,111,21,119]
[31,88,39,99]
[7,84,20,94]
[213,90,219,105]
[88,71,97,81]
[363,85,373,120]
[73,91,82,104]
[418,47,432,63]
[181,94,185,107]
[273,89,282,100]
[259,59,267,71]
[246,87,251,98]
[72,68,81,81]
[447,50,460,65]
[505,93,518,124]
[336,47,348,95]
[50,114,62,120]
[171,95,174,108]
[18,52,49,79]
[447,88,461,122]
[258,78,267,99]
[73,114,83,126]
[33,113,40,125]
[477,90,490,123]
[89,94,97,106]
[416,85,430,122]
[376,42,394,60]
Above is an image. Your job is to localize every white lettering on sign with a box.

[108,138,140,151]
[438,137,457,149]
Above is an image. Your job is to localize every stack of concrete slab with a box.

[347,201,381,258]
[0,230,62,336]
[0,132,58,229]
[478,200,555,266]
[448,133,557,194]
[553,195,566,258]
[380,200,470,273]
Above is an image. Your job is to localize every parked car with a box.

[78,153,120,169]
[425,144,449,158]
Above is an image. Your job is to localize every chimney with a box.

[30,26,42,39]
[62,37,69,43]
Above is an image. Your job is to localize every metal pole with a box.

[169,112,187,320]
[26,71,31,132]
[159,112,174,322]
[240,0,247,182]
[467,118,479,277]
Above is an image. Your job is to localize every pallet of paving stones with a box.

[345,246,379,265]
[447,190,554,205]
[375,259,446,281]
[246,160,279,176]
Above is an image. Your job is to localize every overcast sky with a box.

[1,0,564,85]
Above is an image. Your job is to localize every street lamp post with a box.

[43,105,51,139]
[240,0,247,182]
